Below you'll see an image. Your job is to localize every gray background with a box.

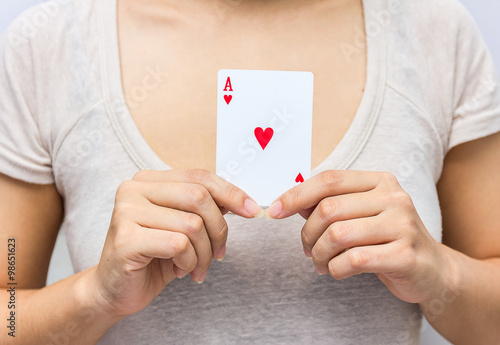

[1,1,499,344]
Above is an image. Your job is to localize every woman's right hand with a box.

[91,169,263,318]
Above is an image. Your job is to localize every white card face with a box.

[216,69,314,206]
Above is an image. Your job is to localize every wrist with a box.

[74,266,125,326]
[420,243,463,317]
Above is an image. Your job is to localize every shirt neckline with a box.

[99,0,386,174]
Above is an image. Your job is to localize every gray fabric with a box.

[0,0,499,344]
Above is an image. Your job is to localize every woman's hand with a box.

[265,170,455,304]
[92,169,263,318]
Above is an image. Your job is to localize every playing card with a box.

[216,69,314,206]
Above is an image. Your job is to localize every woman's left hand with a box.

[265,170,455,304]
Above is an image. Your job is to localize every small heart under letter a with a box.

[254,127,274,150]
[224,95,232,105]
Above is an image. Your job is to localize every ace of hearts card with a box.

[216,69,314,206]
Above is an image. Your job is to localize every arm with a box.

[426,131,500,344]
[0,173,121,344]
[265,134,500,345]
[1,170,262,344]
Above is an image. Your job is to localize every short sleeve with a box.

[448,5,500,151]
[0,19,54,184]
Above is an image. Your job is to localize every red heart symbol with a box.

[254,127,274,150]
[224,95,232,105]
[295,173,304,183]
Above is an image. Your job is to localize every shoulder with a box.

[394,0,472,23]
[375,0,483,68]
[0,0,105,156]
[382,0,492,91]
[382,0,480,44]
[0,0,103,101]
[2,0,98,60]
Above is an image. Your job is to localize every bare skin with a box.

[1,1,499,345]
[118,0,366,170]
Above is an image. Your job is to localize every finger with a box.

[131,181,230,262]
[311,215,397,274]
[129,202,214,282]
[266,170,384,219]
[302,190,384,255]
[133,169,263,218]
[219,206,230,216]
[298,205,315,220]
[133,228,198,278]
[327,242,408,280]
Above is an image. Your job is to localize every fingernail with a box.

[196,271,208,284]
[244,198,263,217]
[314,265,325,275]
[255,209,266,219]
[265,200,282,219]
[215,245,226,261]
[303,247,312,257]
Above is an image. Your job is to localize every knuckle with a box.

[320,170,343,190]
[115,180,137,199]
[329,269,339,280]
[381,171,399,186]
[286,186,302,209]
[328,222,350,245]
[311,247,321,264]
[113,201,134,220]
[112,222,137,254]
[187,185,211,207]
[348,249,368,270]
[188,169,210,184]
[301,229,313,248]
[170,233,191,255]
[328,262,340,279]
[215,220,229,242]
[318,198,336,221]
[224,183,240,201]
[183,214,205,236]
[399,213,417,232]
[132,169,152,181]
[392,190,412,208]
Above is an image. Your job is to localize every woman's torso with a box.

[6,0,474,343]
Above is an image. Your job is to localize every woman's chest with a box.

[118,0,367,171]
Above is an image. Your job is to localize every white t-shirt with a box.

[1,0,499,344]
